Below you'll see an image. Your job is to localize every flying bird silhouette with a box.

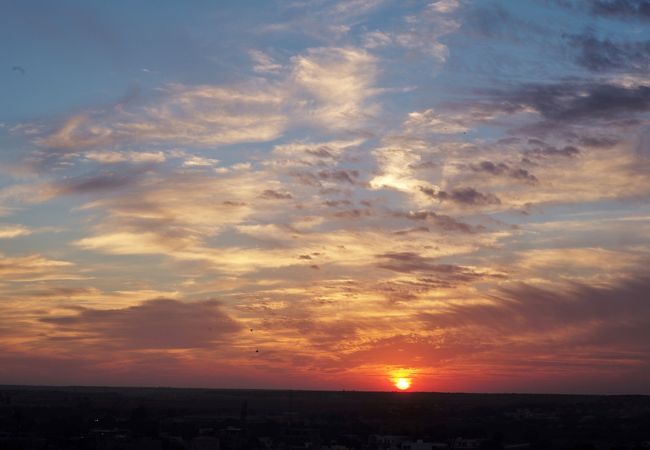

[12,66,25,75]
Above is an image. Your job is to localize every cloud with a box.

[403,109,475,134]
[424,132,650,209]
[568,33,650,72]
[362,1,461,62]
[269,0,386,42]
[420,274,650,340]
[420,186,501,206]
[376,252,493,285]
[317,169,360,184]
[495,81,650,123]
[40,82,288,149]
[53,170,145,195]
[73,169,263,242]
[393,210,479,233]
[0,224,32,239]
[0,253,84,282]
[589,0,650,21]
[182,155,219,168]
[291,47,379,129]
[340,333,489,370]
[430,0,461,14]
[260,189,293,200]
[370,144,435,202]
[41,298,241,349]
[419,79,650,142]
[85,150,166,164]
[469,161,538,183]
[510,247,643,283]
[249,49,283,74]
[525,140,581,159]
[37,47,379,151]
[270,139,365,167]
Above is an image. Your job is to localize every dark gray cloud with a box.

[451,80,650,135]
[497,82,650,122]
[420,186,501,206]
[525,139,581,158]
[378,252,448,273]
[317,169,360,184]
[333,208,372,219]
[554,0,650,21]
[578,135,619,147]
[259,314,361,351]
[392,226,430,235]
[260,189,293,200]
[54,170,144,195]
[322,199,352,207]
[568,33,650,72]
[291,168,361,187]
[408,160,437,170]
[376,252,490,286]
[41,298,241,349]
[394,210,479,233]
[305,146,337,159]
[461,3,522,39]
[469,160,538,183]
[589,0,650,20]
[420,275,650,339]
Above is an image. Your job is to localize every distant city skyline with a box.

[1,0,649,394]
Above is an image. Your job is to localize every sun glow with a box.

[394,377,412,391]
[389,368,414,391]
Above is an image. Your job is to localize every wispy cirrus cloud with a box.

[40,82,288,149]
[0,253,86,282]
[0,224,32,239]
[363,0,461,62]
[34,46,379,153]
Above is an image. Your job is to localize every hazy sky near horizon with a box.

[1,0,650,394]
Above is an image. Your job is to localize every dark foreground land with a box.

[0,386,648,450]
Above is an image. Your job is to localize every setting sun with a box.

[394,377,412,391]
[389,368,415,391]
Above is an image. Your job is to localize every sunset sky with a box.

[1,0,650,394]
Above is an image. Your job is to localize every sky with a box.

[1,0,649,394]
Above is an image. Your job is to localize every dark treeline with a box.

[0,386,649,450]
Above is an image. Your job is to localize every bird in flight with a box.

[12,66,26,75]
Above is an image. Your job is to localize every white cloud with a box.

[291,47,379,129]
[429,0,461,14]
[0,253,86,282]
[183,155,219,168]
[38,47,379,150]
[85,151,166,164]
[362,2,460,62]
[404,109,471,134]
[40,82,288,149]
[249,50,283,74]
[370,147,437,206]
[0,224,32,239]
